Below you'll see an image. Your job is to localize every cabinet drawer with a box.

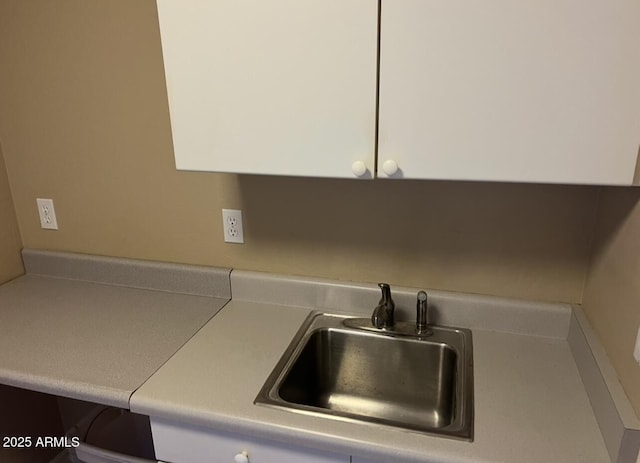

[150,418,348,463]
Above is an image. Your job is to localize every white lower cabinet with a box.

[150,418,349,463]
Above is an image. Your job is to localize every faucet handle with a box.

[378,283,394,310]
[378,282,391,298]
[372,282,395,328]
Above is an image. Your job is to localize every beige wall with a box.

[0,0,600,304]
[0,141,23,283]
[583,188,640,417]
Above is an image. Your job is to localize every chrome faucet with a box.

[371,283,395,329]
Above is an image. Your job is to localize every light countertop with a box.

[0,253,618,462]
[131,299,610,463]
[0,273,228,408]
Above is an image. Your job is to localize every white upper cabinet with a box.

[378,0,640,184]
[158,1,640,185]
[156,0,378,178]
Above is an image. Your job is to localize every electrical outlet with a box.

[222,209,244,243]
[36,198,58,230]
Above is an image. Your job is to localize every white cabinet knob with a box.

[381,159,399,176]
[234,451,249,463]
[351,160,368,177]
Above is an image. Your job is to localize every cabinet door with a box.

[378,0,640,184]
[151,418,349,463]
[156,0,377,179]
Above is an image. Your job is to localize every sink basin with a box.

[255,313,474,441]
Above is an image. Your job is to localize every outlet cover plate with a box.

[222,209,244,244]
[36,198,58,230]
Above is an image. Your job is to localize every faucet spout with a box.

[371,283,395,329]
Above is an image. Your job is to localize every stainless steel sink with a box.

[255,313,474,441]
